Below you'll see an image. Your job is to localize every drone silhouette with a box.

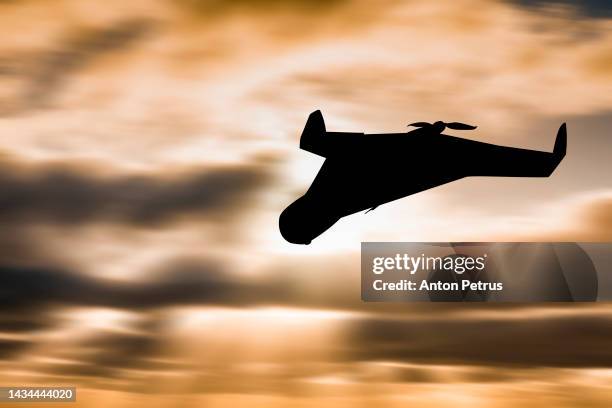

[280,110,566,244]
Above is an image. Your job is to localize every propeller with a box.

[408,121,477,131]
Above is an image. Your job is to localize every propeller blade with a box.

[445,122,477,130]
[408,122,431,128]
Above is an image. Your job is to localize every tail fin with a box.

[300,110,328,157]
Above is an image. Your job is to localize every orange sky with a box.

[1,0,612,406]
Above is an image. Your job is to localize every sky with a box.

[1,0,612,406]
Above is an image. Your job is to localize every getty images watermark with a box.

[371,252,501,292]
[361,242,612,302]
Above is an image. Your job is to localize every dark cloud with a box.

[37,316,174,380]
[5,258,612,386]
[0,311,52,332]
[86,332,158,368]
[0,19,153,113]
[349,313,612,368]
[29,19,151,103]
[74,324,164,375]
[0,254,550,316]
[0,223,53,266]
[0,262,279,312]
[513,0,612,17]
[0,260,280,360]
[0,162,270,226]
[0,338,32,359]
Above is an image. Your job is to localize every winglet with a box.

[553,123,567,160]
[300,110,328,157]
[546,123,567,176]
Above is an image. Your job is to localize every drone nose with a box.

[279,197,320,245]
[279,196,340,245]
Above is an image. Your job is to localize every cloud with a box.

[348,311,612,367]
[577,195,612,239]
[0,260,277,360]
[0,262,276,312]
[529,191,612,241]
[0,19,153,114]
[26,20,152,108]
[0,160,271,226]
[513,0,612,18]
[65,328,164,377]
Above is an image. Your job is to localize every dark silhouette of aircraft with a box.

[280,110,567,244]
